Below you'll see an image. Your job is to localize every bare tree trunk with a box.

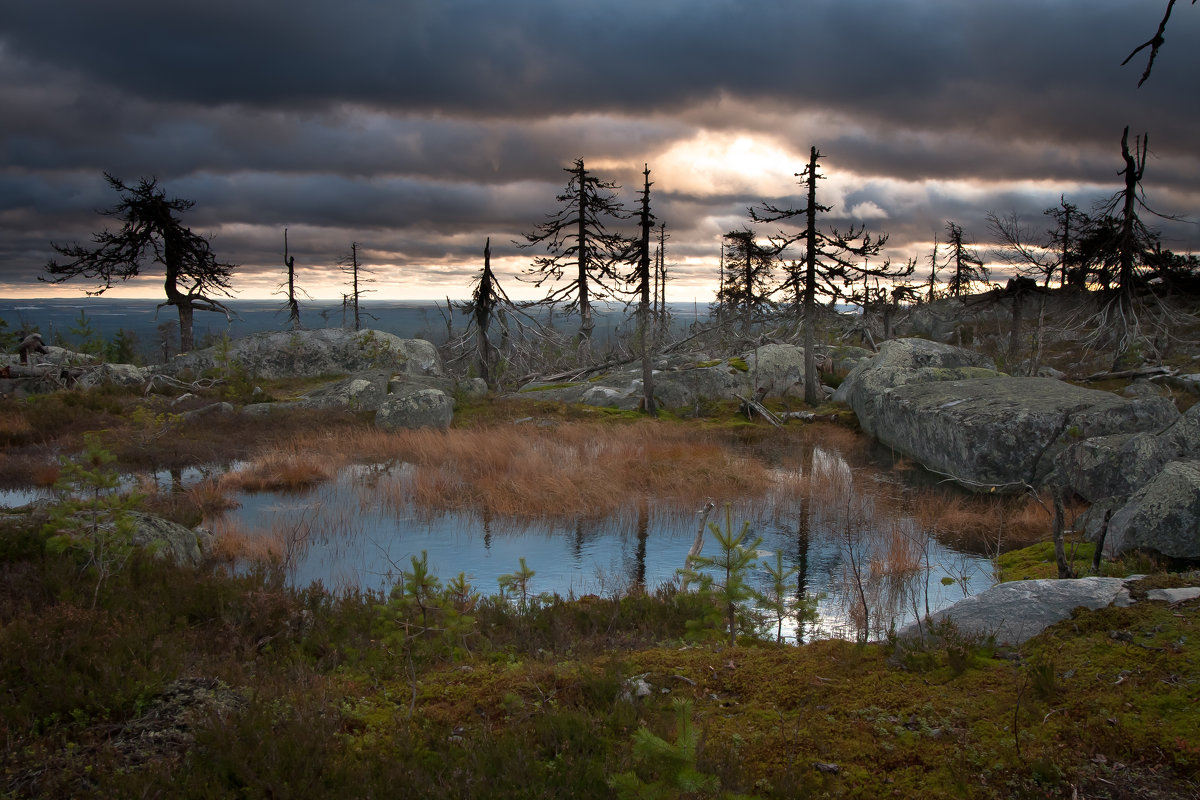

[176,302,194,353]
[1052,491,1073,579]
[803,146,820,406]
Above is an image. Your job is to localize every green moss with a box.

[727,357,749,372]
[693,359,723,369]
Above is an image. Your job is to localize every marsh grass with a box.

[295,422,773,517]
[218,448,344,494]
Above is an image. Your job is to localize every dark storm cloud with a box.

[1,0,1198,296]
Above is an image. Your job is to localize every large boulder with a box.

[832,339,1179,492]
[862,375,1175,491]
[375,388,455,430]
[1101,460,1200,560]
[129,512,211,568]
[151,329,444,381]
[831,338,999,438]
[898,577,1135,646]
[1052,402,1197,503]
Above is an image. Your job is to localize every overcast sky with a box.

[2,0,1197,303]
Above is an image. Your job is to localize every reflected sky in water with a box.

[211,446,996,642]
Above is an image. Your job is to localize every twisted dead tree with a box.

[44,174,235,353]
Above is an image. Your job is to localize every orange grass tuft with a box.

[289,422,773,517]
[207,518,284,565]
[219,447,343,494]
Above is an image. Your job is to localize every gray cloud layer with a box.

[2,0,1197,299]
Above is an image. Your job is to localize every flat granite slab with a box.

[898,577,1135,646]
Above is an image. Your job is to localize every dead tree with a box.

[1123,0,1195,86]
[44,174,235,353]
[338,242,375,331]
[751,146,900,404]
[517,158,628,348]
[630,165,658,416]
[278,228,309,330]
[942,222,988,297]
[715,228,776,334]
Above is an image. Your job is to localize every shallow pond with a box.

[208,435,996,642]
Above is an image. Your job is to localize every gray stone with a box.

[831,338,999,439]
[1052,431,1178,503]
[129,512,210,567]
[1103,459,1200,560]
[376,388,455,430]
[75,362,148,388]
[181,402,235,421]
[1122,380,1168,399]
[863,376,1176,491]
[898,577,1134,646]
[458,377,489,400]
[1145,587,1200,604]
[151,328,444,381]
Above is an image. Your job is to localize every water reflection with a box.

[207,439,995,642]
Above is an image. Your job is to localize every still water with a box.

[209,445,996,642]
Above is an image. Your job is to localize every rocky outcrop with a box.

[1054,404,1200,560]
[1099,460,1200,560]
[832,339,1178,491]
[831,338,1000,439]
[242,369,457,430]
[151,328,444,381]
[898,577,1136,646]
[515,344,830,411]
[376,388,455,430]
[129,512,211,567]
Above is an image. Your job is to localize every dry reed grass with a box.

[207,518,284,565]
[218,447,345,494]
[287,422,773,517]
[909,490,1057,551]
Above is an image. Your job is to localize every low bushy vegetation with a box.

[2,378,1199,797]
[2,519,1197,798]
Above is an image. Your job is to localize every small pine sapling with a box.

[498,557,536,612]
[43,433,143,607]
[607,698,719,799]
[678,503,762,647]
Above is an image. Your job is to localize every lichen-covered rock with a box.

[1052,432,1177,503]
[831,339,1180,492]
[129,512,210,567]
[76,362,148,388]
[151,329,444,380]
[831,338,998,438]
[376,388,454,430]
[898,577,1135,646]
[1102,460,1200,560]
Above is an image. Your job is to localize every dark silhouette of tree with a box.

[926,235,940,302]
[338,242,375,331]
[1091,127,1191,367]
[1124,0,1195,86]
[751,146,898,404]
[629,165,658,416]
[715,228,776,332]
[942,222,988,297]
[518,159,629,347]
[653,222,669,330]
[459,238,513,387]
[44,174,235,353]
[277,228,309,330]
